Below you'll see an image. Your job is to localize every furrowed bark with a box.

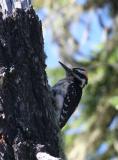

[0,6,64,160]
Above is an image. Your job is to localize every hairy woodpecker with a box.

[52,62,88,129]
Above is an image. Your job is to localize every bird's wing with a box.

[59,83,82,128]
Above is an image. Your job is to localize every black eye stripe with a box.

[74,71,87,79]
[78,73,85,78]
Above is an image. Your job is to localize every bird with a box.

[52,61,88,129]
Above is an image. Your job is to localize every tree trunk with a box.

[0,2,64,160]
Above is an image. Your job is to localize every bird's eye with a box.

[74,70,79,74]
[78,72,85,79]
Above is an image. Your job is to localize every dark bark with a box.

[0,7,63,160]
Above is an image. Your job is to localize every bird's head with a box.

[59,61,88,88]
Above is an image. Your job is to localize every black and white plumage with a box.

[52,62,88,129]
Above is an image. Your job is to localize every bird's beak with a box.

[59,61,72,73]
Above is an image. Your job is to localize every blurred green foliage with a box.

[46,42,118,160]
[33,0,118,15]
[33,0,118,159]
[33,0,71,9]
[46,67,65,85]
